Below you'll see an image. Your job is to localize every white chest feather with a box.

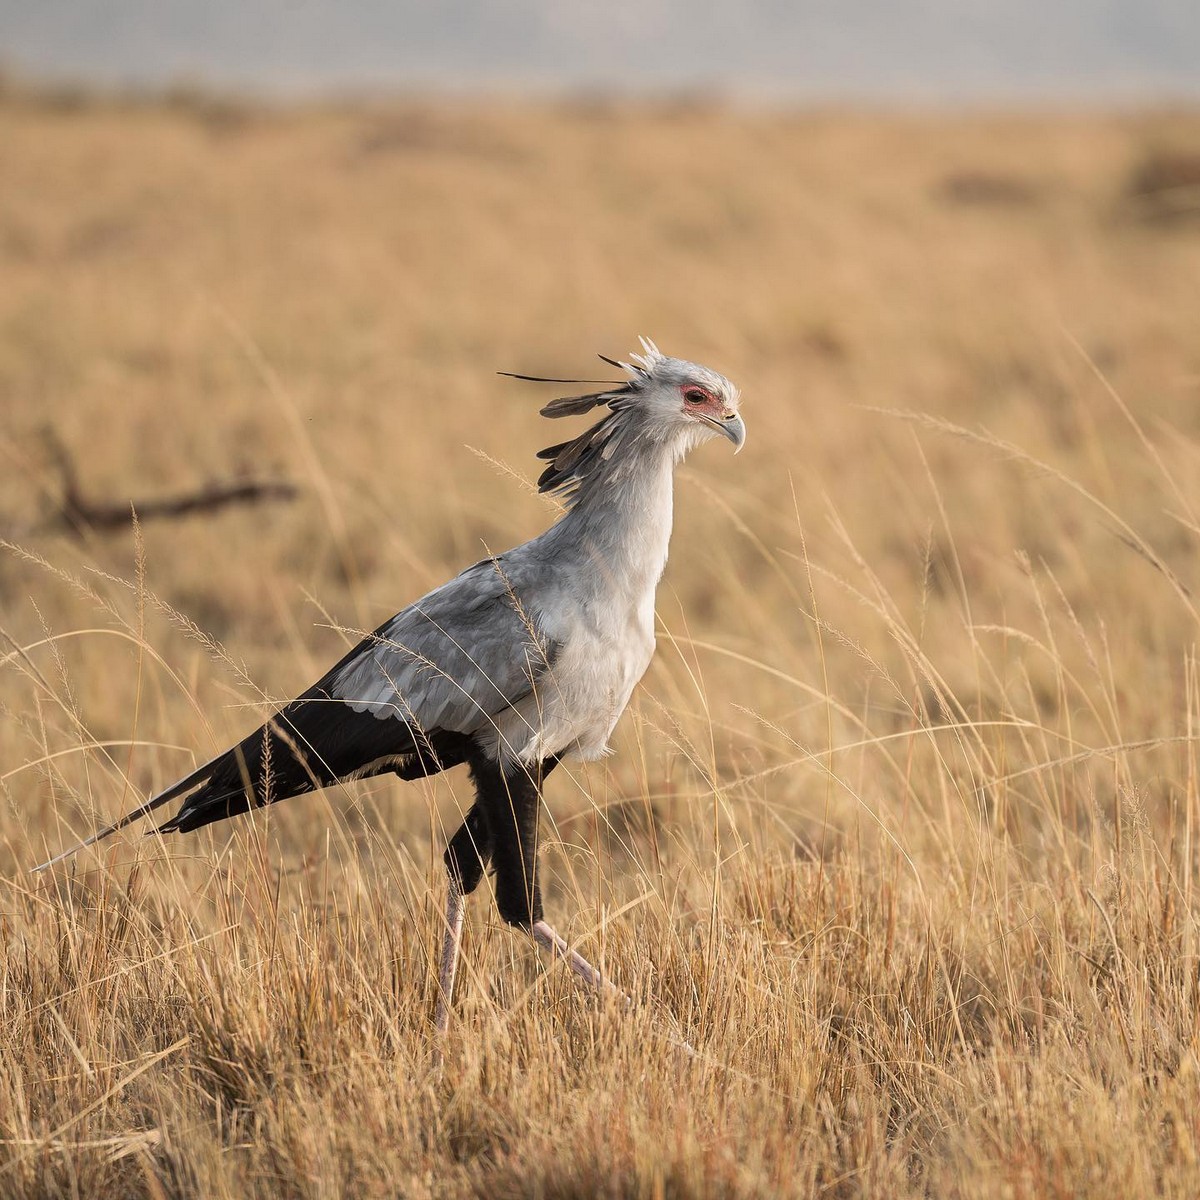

[497,594,656,764]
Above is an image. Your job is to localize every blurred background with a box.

[4,0,1200,954]
[4,0,1200,976]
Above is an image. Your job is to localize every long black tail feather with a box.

[158,689,475,834]
[33,689,473,869]
[32,751,226,871]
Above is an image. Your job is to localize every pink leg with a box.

[434,877,466,1038]
[533,920,696,1056]
[531,919,630,1006]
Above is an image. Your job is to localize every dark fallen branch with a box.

[35,428,299,538]
[58,477,300,535]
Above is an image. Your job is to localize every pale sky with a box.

[2,0,1199,102]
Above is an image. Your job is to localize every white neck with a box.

[543,435,680,600]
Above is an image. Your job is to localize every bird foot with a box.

[530,921,698,1058]
[530,918,631,1007]
[433,888,632,1061]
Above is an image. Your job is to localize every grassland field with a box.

[3,89,1200,1197]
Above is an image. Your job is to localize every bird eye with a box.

[683,387,709,406]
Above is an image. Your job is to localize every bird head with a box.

[620,338,746,456]
[516,339,745,500]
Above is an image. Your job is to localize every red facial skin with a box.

[680,383,728,423]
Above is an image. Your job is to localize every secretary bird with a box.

[35,339,745,1030]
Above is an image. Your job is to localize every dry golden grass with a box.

[3,90,1200,1197]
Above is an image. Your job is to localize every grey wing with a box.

[326,556,555,741]
[31,556,558,866]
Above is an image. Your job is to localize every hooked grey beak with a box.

[718,412,747,454]
[696,410,747,453]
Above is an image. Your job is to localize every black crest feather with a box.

[536,414,622,496]
[539,389,627,419]
[497,371,616,385]
[502,352,646,503]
